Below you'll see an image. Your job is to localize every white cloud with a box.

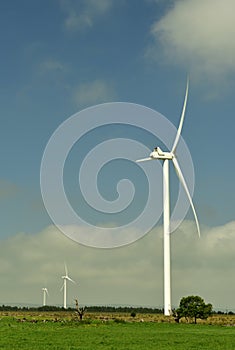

[150,0,235,80]
[61,0,114,32]
[73,80,116,107]
[1,221,235,310]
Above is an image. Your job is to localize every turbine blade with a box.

[135,157,152,163]
[67,276,76,284]
[64,263,68,277]
[60,284,64,292]
[172,157,200,237]
[171,78,189,154]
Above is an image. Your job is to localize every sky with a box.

[1,0,235,311]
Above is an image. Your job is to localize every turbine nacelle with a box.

[150,147,173,160]
[42,287,49,294]
[62,275,75,283]
[136,147,173,163]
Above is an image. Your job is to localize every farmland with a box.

[1,311,235,349]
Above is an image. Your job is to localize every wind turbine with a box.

[42,287,49,306]
[61,264,76,309]
[136,79,200,316]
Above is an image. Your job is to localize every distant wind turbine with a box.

[42,287,49,306]
[61,264,76,309]
[136,79,200,316]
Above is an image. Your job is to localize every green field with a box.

[1,313,235,350]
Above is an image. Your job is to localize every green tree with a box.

[173,295,212,324]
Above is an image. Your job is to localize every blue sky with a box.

[1,0,235,310]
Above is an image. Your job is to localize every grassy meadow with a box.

[1,311,235,350]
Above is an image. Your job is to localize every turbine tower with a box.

[42,287,49,306]
[61,264,75,309]
[136,79,200,316]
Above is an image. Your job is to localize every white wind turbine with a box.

[42,287,49,306]
[136,79,200,316]
[61,264,76,309]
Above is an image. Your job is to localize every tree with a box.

[173,295,212,324]
[74,299,86,321]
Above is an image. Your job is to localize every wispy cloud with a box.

[73,80,116,107]
[149,0,235,81]
[39,59,65,73]
[0,180,19,200]
[1,221,235,309]
[60,0,114,32]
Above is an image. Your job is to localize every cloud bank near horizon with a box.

[0,220,235,310]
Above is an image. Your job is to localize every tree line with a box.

[1,296,234,321]
[0,304,163,314]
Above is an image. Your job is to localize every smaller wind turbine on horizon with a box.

[61,264,76,309]
[42,287,49,306]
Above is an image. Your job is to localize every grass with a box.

[1,312,235,350]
